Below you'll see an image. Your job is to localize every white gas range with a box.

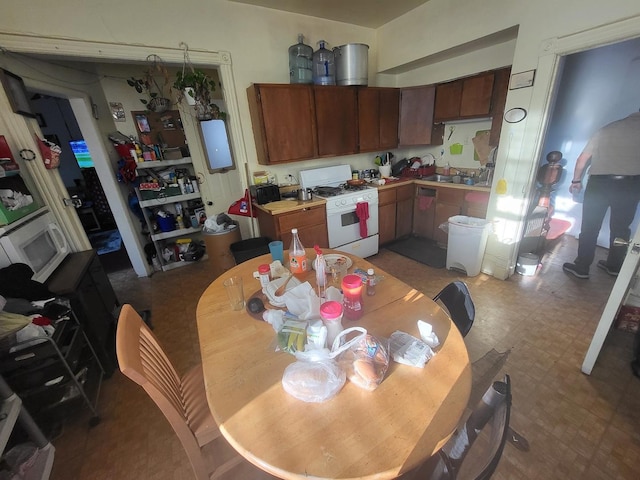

[299,165,379,258]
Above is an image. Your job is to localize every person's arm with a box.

[569,149,592,194]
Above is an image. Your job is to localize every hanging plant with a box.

[174,43,223,121]
[127,54,172,113]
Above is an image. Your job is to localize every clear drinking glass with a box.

[223,276,245,311]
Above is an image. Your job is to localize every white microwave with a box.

[0,208,69,283]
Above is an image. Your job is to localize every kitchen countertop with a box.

[255,178,489,214]
[253,197,326,215]
[377,177,491,192]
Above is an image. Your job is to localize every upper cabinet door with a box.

[358,87,400,152]
[399,85,443,146]
[358,88,380,152]
[378,88,400,150]
[489,67,511,147]
[459,72,494,117]
[434,81,462,123]
[314,86,358,157]
[247,84,317,164]
[434,71,495,122]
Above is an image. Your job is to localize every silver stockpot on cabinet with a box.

[333,43,369,86]
[298,188,313,201]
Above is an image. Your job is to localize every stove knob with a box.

[341,199,347,206]
[335,200,341,207]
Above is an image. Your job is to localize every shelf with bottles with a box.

[139,191,201,208]
[135,156,193,170]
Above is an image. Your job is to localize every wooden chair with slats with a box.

[116,304,277,479]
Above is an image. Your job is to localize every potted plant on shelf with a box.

[173,68,221,121]
[127,55,172,113]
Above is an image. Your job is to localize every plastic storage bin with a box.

[230,236,271,264]
[446,215,491,276]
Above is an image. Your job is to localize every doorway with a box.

[0,35,247,279]
[29,93,132,273]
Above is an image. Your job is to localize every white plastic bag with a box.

[282,348,345,403]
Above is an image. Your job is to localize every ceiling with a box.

[228,0,431,28]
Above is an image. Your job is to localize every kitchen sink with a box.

[423,174,453,183]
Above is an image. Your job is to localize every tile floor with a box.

[49,235,640,480]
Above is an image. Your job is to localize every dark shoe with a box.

[563,262,590,279]
[597,260,619,277]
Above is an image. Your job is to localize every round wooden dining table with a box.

[196,249,471,480]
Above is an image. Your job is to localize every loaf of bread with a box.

[343,335,389,391]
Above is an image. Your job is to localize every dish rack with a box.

[400,165,436,178]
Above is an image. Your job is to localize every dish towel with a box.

[355,202,369,238]
[418,196,434,211]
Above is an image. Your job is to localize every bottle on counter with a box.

[366,268,376,296]
[443,162,451,176]
[288,34,313,84]
[314,245,326,298]
[288,228,307,275]
[312,40,336,86]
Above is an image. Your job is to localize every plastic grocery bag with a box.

[282,348,345,403]
[281,327,367,402]
[332,327,390,391]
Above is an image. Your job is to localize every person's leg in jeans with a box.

[606,177,640,270]
[575,176,610,269]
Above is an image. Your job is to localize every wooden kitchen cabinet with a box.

[434,72,495,123]
[358,87,400,152]
[247,84,317,164]
[398,85,444,147]
[395,184,414,239]
[256,203,329,249]
[489,67,511,147]
[378,188,397,245]
[378,183,414,245]
[433,188,465,246]
[314,86,358,157]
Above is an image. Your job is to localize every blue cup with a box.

[269,241,284,263]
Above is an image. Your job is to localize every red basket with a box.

[399,165,436,178]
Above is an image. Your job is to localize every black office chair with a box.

[406,375,512,480]
[433,281,475,337]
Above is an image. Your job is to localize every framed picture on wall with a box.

[0,69,36,118]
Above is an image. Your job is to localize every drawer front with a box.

[437,188,465,205]
[378,188,397,206]
[277,205,326,232]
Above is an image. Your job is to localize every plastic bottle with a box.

[443,162,451,176]
[366,268,376,296]
[313,245,326,288]
[312,40,336,86]
[288,228,307,275]
[288,34,313,84]
[258,264,271,288]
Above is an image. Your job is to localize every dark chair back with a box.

[411,375,511,480]
[433,281,475,337]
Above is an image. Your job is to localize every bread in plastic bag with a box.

[282,349,345,402]
[333,327,389,391]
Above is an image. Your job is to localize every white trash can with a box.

[446,215,491,276]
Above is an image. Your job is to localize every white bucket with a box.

[516,253,539,276]
[334,43,369,86]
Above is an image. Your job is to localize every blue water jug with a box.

[312,40,336,86]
